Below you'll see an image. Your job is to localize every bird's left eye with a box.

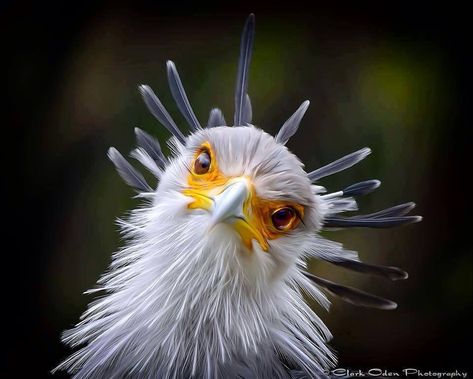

[271,207,297,230]
[194,150,211,174]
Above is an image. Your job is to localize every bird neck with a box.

[64,209,335,377]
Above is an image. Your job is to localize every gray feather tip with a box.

[362,147,372,156]
[396,270,409,281]
[138,84,148,94]
[382,301,398,310]
[166,60,175,71]
[107,146,118,160]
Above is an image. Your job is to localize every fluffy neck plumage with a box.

[59,196,335,378]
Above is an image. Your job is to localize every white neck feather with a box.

[59,195,335,378]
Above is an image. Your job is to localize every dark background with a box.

[4,1,470,377]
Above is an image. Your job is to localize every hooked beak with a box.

[210,179,248,226]
[183,178,268,251]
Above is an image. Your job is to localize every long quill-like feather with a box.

[324,258,408,281]
[134,128,166,167]
[242,94,253,125]
[234,14,255,126]
[362,202,416,219]
[207,108,227,128]
[308,148,371,182]
[139,85,186,143]
[276,100,310,145]
[107,147,152,192]
[166,61,202,131]
[324,215,422,229]
[304,272,397,310]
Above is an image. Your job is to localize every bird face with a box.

[158,126,321,278]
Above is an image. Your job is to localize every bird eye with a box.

[194,150,211,174]
[271,207,296,230]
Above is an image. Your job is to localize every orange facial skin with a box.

[182,142,304,252]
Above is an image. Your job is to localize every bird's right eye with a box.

[194,150,211,175]
[271,207,298,231]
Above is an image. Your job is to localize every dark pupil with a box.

[195,151,211,174]
[272,208,294,229]
[199,155,210,168]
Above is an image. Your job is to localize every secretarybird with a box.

[56,14,421,379]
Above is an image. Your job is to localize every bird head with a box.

[155,125,320,284]
[57,14,421,379]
